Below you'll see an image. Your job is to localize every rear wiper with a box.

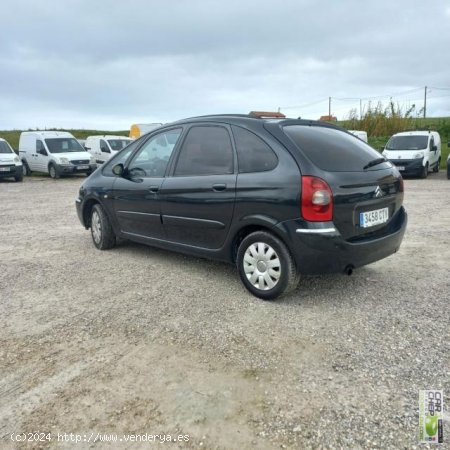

[363,157,386,170]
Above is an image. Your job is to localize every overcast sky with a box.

[1,0,450,130]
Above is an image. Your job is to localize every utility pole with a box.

[423,86,427,118]
[359,99,362,120]
[328,97,331,117]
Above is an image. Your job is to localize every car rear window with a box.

[283,125,388,172]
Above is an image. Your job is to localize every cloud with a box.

[0,0,449,129]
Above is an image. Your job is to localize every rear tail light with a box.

[399,176,404,192]
[301,176,333,221]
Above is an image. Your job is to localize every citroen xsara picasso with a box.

[75,114,407,300]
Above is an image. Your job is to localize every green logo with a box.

[426,415,438,437]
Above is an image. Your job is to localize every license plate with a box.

[396,166,405,171]
[77,165,89,170]
[360,207,389,228]
[0,167,10,172]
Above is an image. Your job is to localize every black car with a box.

[75,114,407,300]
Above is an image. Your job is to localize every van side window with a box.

[231,126,278,173]
[174,126,233,176]
[36,140,44,152]
[430,138,434,149]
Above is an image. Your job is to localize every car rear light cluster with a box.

[399,176,404,192]
[301,176,333,221]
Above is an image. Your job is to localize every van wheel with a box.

[433,159,440,173]
[237,231,299,300]
[49,164,59,179]
[90,204,116,250]
[22,162,29,176]
[420,163,428,179]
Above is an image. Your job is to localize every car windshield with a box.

[45,138,86,153]
[107,139,131,151]
[0,141,14,154]
[386,136,428,150]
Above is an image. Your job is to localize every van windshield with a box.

[107,139,131,151]
[386,136,428,150]
[0,141,14,154]
[45,138,86,153]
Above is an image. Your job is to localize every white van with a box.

[85,135,132,164]
[348,130,368,143]
[19,131,97,179]
[0,138,23,182]
[382,130,441,178]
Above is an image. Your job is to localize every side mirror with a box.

[380,147,385,151]
[432,145,437,152]
[39,149,47,156]
[112,163,124,176]
[447,141,450,148]
[101,147,110,153]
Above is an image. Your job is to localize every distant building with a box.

[319,115,337,121]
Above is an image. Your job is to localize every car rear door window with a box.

[232,125,278,173]
[174,126,233,176]
[283,125,389,172]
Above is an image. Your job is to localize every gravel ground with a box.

[0,172,449,449]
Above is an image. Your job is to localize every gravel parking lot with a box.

[1,172,449,449]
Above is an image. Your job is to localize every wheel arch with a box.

[230,220,290,263]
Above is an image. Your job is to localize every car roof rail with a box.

[249,111,286,119]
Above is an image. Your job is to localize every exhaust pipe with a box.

[344,265,354,276]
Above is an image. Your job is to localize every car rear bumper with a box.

[275,206,407,274]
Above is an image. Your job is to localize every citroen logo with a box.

[374,186,383,198]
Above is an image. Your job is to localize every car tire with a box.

[433,158,440,173]
[22,162,29,176]
[237,231,299,300]
[90,204,116,250]
[420,163,428,179]
[49,164,59,179]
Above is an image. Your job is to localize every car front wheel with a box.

[420,163,428,179]
[237,231,299,300]
[49,164,59,179]
[90,204,116,250]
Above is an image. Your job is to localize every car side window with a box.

[174,126,234,176]
[127,129,182,178]
[231,126,278,173]
[102,141,139,176]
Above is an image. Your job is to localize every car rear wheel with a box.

[49,164,59,179]
[90,204,116,250]
[237,231,299,300]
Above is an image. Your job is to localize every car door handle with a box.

[212,184,227,192]
[148,186,160,193]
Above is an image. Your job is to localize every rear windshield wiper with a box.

[363,157,386,170]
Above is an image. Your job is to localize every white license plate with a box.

[396,166,405,171]
[0,167,10,172]
[77,165,89,170]
[360,207,389,228]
